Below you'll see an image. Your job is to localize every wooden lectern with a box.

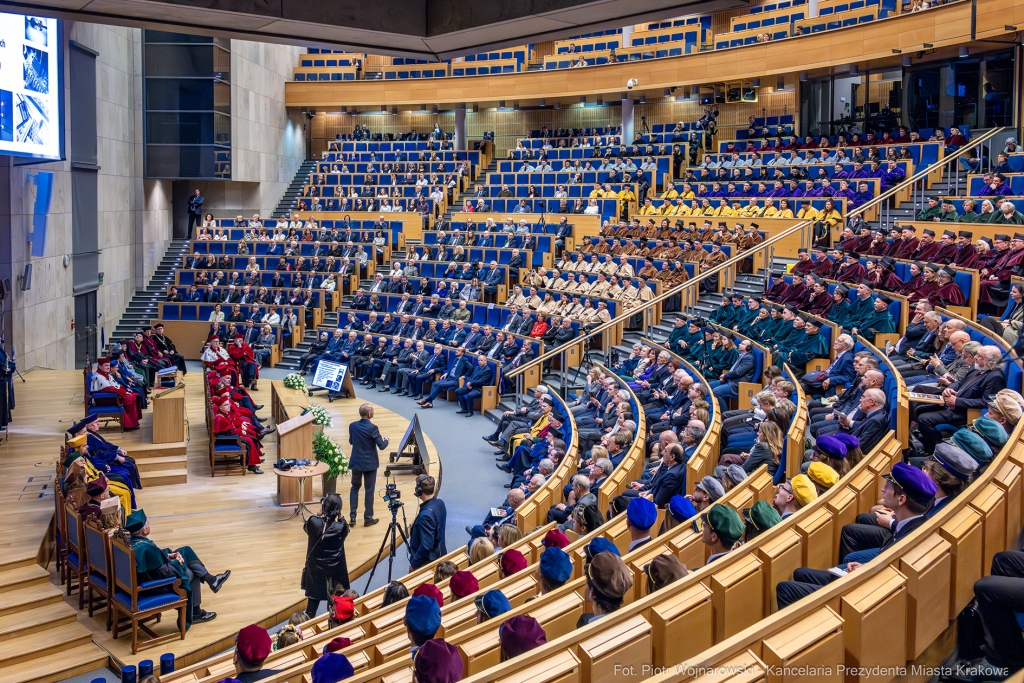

[277,412,315,507]
[152,384,185,443]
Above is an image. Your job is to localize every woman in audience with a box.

[214,227,227,241]
[208,303,225,324]
[469,537,495,565]
[381,581,409,607]
[978,282,1024,344]
[530,313,549,339]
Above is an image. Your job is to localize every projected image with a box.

[15,94,48,146]
[0,90,13,142]
[22,45,48,95]
[25,17,47,46]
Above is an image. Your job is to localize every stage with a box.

[0,369,439,671]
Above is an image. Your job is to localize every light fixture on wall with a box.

[433,105,439,114]
[380,105,387,112]
[341,106,348,114]
[638,95,646,104]
[579,96,586,104]
[499,100,506,108]
[663,88,670,97]
[692,85,699,96]
[903,55,911,66]
[596,97,603,106]
[472,103,479,113]
[850,64,858,75]
[752,78,760,87]
[799,72,807,81]
[391,107,397,114]
[959,46,969,57]
[513,102,519,111]
[538,99,545,107]
[554,102,560,109]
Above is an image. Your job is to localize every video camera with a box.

[380,475,402,512]
[691,315,711,329]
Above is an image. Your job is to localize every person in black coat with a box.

[348,404,389,526]
[836,387,890,455]
[408,476,447,570]
[301,493,350,618]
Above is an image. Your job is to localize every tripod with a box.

[569,331,598,386]
[363,499,409,593]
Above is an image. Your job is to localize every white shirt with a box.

[263,312,281,324]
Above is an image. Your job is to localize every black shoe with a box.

[493,450,507,456]
[192,610,217,624]
[465,412,474,418]
[254,405,264,410]
[482,435,498,443]
[248,466,264,474]
[398,391,409,396]
[465,525,474,536]
[360,380,370,385]
[495,456,510,462]
[209,570,231,593]
[364,518,379,527]
[456,409,470,415]
[485,438,500,446]
[391,389,401,394]
[350,514,357,526]
[367,382,377,389]
[378,386,390,392]
[496,463,512,473]
[504,483,513,488]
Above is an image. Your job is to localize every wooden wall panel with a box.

[286,0,1005,110]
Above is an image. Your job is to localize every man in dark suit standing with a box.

[408,476,447,570]
[187,188,203,239]
[348,403,389,527]
[913,346,1006,451]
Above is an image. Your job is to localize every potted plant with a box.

[307,404,332,435]
[313,430,348,495]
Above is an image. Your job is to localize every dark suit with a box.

[915,367,1006,449]
[408,497,448,569]
[348,417,388,520]
[844,406,890,455]
[802,350,856,396]
[456,363,494,412]
[776,515,928,609]
[649,462,686,508]
[710,352,755,411]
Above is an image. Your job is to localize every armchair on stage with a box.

[203,368,250,476]
[84,362,126,432]
[109,535,188,654]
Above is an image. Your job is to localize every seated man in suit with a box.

[776,462,935,609]
[835,387,890,455]
[707,337,755,413]
[800,333,857,397]
[913,345,1007,452]
[455,356,494,416]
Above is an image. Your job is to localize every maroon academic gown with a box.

[931,243,960,265]
[897,274,923,297]
[836,263,867,283]
[929,282,967,308]
[764,282,791,303]
[812,258,835,277]
[781,283,809,307]
[867,240,891,256]
[908,280,939,303]
[912,241,941,261]
[953,245,978,269]
[980,247,1024,304]
[852,235,874,253]
[893,238,920,259]
[807,293,834,317]
[792,259,816,275]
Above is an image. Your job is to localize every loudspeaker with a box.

[21,264,31,291]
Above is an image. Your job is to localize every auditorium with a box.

[1,1,1024,683]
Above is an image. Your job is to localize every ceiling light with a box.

[499,100,506,108]
[579,96,586,104]
[903,55,911,66]
[538,99,545,107]
[850,64,858,75]
[752,78,760,87]
[799,72,807,81]
[959,46,969,57]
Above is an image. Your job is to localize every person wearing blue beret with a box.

[625,497,658,552]
[667,494,697,529]
[403,595,442,657]
[776,463,936,610]
[585,536,620,564]
[529,547,572,603]
[474,589,512,623]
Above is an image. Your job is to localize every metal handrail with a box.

[503,128,1007,394]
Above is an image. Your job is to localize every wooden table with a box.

[273,460,329,521]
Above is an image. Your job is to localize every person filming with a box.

[349,402,390,527]
[408,476,447,570]
[301,493,350,619]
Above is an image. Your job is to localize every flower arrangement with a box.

[313,430,349,479]
[307,403,333,427]
[283,372,307,393]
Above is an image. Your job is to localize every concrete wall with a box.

[176,40,306,224]
[6,23,174,371]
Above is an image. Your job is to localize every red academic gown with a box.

[228,342,260,386]
[212,408,262,465]
[897,274,923,297]
[806,292,834,316]
[852,235,874,253]
[980,248,1024,304]
[894,238,920,259]
[792,259,816,276]
[913,241,942,261]
[93,371,141,429]
[812,258,835,277]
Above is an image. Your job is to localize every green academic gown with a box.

[842,296,875,332]
[916,206,942,221]
[129,537,199,626]
[994,211,1024,225]
[783,331,830,368]
[710,305,736,328]
[748,316,774,344]
[940,211,960,222]
[710,346,739,376]
[858,311,897,337]
[959,212,979,223]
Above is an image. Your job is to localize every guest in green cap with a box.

[124,509,230,626]
[702,505,745,564]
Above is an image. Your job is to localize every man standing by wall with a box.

[188,188,204,239]
[348,403,389,527]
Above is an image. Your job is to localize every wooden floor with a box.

[0,369,439,676]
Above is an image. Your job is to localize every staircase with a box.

[110,238,191,343]
[273,159,320,219]
[0,558,107,683]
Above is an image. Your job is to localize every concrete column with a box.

[621,96,634,144]
[809,0,819,16]
[621,25,632,50]
[455,106,467,150]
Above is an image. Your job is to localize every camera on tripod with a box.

[381,477,402,511]
[691,315,710,329]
